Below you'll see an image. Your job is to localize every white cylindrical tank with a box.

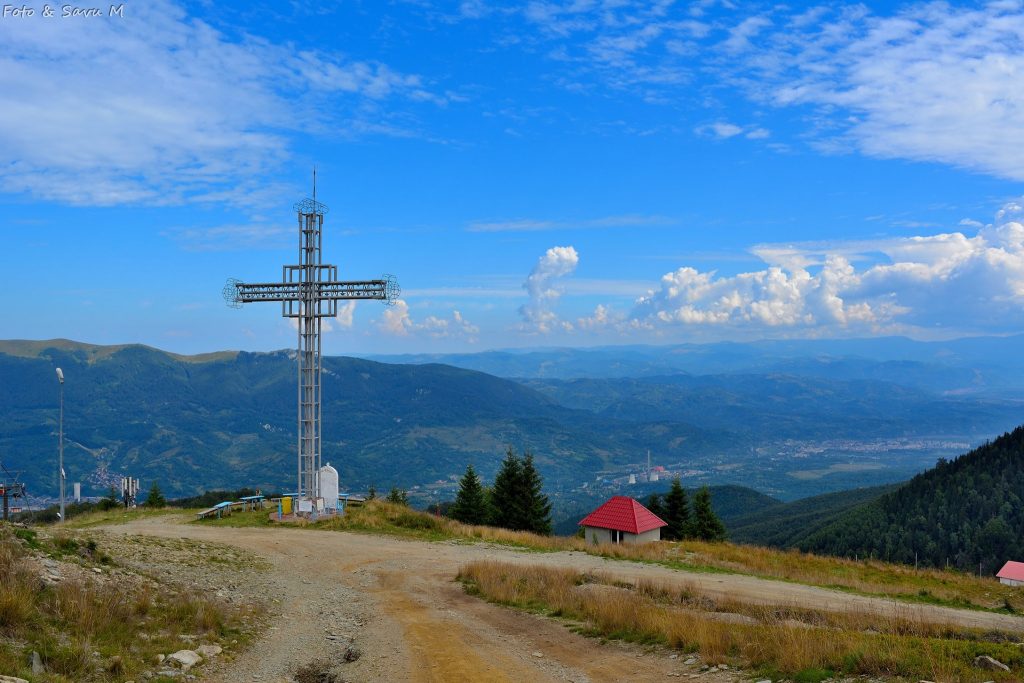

[319,463,339,510]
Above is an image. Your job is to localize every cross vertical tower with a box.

[224,177,399,510]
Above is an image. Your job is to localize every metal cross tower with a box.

[223,178,398,510]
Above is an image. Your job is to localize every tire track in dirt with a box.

[373,570,537,682]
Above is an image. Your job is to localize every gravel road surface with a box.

[100,516,1024,682]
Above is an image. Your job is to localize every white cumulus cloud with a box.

[378,300,479,341]
[577,303,621,330]
[335,301,357,330]
[631,203,1024,335]
[519,246,580,333]
[287,301,357,334]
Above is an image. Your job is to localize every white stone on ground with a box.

[196,645,222,658]
[167,650,202,670]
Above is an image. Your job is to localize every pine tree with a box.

[490,447,524,530]
[488,447,552,533]
[144,482,166,508]
[367,486,377,500]
[692,486,726,541]
[663,478,691,540]
[99,486,120,511]
[520,452,552,535]
[646,493,666,521]
[450,464,490,525]
[386,487,408,506]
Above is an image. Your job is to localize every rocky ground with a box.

[10,525,265,683]
[81,531,273,682]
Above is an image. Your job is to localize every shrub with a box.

[394,511,442,531]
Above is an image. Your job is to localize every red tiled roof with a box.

[997,561,1024,581]
[578,496,667,535]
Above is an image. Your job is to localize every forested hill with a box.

[799,425,1024,574]
[727,483,900,548]
[0,340,728,498]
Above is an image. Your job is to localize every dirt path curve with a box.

[103,517,1024,682]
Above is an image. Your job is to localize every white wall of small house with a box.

[628,528,661,544]
[584,526,661,545]
[1000,577,1024,587]
[584,526,613,545]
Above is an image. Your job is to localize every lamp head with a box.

[56,368,64,384]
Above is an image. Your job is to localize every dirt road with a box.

[103,517,1024,682]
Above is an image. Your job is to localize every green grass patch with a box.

[794,668,835,683]
[13,528,41,550]
[194,509,273,527]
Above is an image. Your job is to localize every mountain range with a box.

[369,335,1024,398]
[0,339,722,499]
[2,337,1021,511]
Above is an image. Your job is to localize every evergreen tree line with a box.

[449,447,552,535]
[385,487,409,505]
[645,478,727,541]
[799,425,1024,574]
[166,486,270,509]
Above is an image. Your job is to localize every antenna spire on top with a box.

[292,165,329,215]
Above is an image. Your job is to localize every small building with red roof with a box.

[997,561,1024,586]
[579,495,667,544]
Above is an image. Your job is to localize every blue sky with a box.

[2,0,1023,354]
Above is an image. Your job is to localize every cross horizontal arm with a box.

[235,280,389,303]
[223,274,399,308]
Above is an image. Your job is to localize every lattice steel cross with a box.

[224,187,398,509]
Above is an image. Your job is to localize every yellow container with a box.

[281,496,292,515]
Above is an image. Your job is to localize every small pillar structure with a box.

[319,463,339,512]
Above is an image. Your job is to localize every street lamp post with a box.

[56,367,64,523]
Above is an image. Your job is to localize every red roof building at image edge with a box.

[997,561,1024,585]
[578,496,667,535]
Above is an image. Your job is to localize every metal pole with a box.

[59,378,65,523]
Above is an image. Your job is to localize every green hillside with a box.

[727,483,900,547]
[8,338,1019,514]
[0,340,729,499]
[798,426,1024,574]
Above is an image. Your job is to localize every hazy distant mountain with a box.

[368,335,1024,397]
[520,374,1020,440]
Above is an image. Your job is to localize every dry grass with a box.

[0,524,253,681]
[459,560,1024,682]
[292,501,1022,612]
[61,506,183,529]
[0,535,36,632]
